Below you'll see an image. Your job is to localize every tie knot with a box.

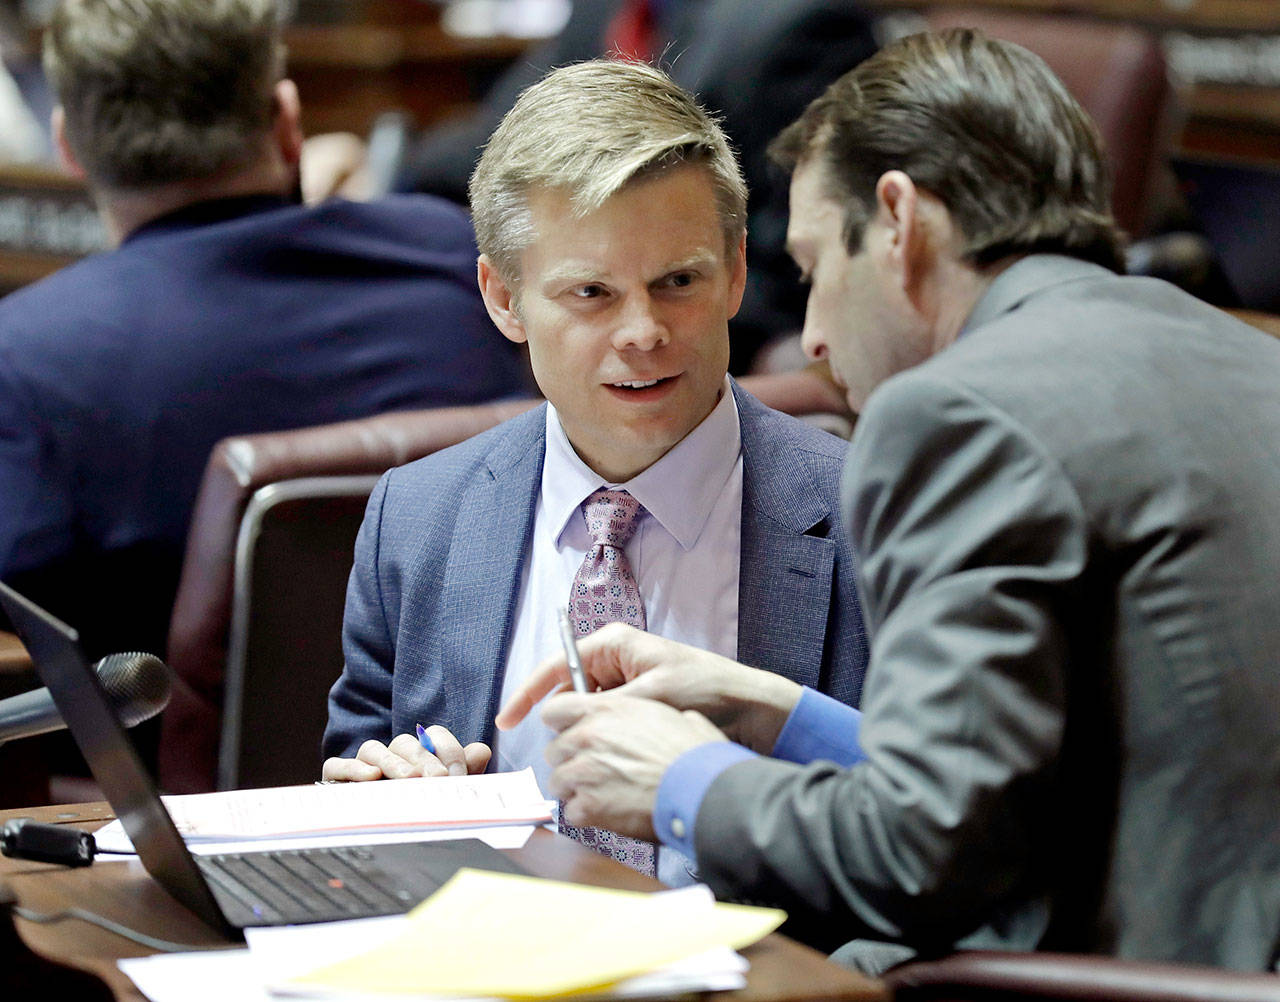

[581,489,644,548]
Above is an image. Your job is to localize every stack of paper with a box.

[279,869,785,997]
[94,769,554,854]
[119,870,786,1001]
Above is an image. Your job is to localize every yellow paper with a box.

[286,868,785,998]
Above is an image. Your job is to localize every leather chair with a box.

[157,372,853,794]
[922,7,1174,238]
[158,399,538,793]
[883,950,1280,1002]
[201,475,383,792]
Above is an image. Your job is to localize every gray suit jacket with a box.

[695,257,1280,970]
[324,381,868,757]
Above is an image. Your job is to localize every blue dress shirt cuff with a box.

[654,741,757,858]
[772,687,866,767]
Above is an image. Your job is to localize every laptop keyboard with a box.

[197,846,418,925]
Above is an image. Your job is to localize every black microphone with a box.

[0,652,171,745]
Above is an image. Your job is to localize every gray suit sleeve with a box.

[693,372,1088,952]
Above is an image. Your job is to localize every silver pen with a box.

[557,607,589,694]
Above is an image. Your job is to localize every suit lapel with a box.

[437,407,545,743]
[733,385,833,689]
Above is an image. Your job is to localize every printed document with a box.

[94,769,553,853]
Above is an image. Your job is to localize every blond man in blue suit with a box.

[322,61,869,886]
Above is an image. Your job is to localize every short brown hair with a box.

[469,59,748,285]
[44,0,284,191]
[770,29,1123,271]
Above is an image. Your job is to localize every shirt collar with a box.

[960,254,1114,338]
[123,194,295,245]
[542,377,741,551]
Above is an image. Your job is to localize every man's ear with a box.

[477,254,527,345]
[272,79,304,168]
[874,170,930,300]
[726,231,748,320]
[51,107,87,180]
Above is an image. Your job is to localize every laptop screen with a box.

[0,581,230,933]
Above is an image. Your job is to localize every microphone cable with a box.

[1,878,197,953]
[1,822,202,953]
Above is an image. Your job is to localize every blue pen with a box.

[415,722,436,755]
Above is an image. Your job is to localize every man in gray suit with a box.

[499,31,1280,970]
[321,60,868,886]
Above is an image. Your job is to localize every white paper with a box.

[93,821,536,856]
[120,907,746,1002]
[162,770,552,840]
[121,950,277,1002]
[93,769,552,854]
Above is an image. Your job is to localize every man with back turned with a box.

[0,0,527,670]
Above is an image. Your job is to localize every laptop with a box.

[0,580,526,937]
[1170,155,1280,313]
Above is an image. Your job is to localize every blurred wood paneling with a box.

[869,0,1280,165]
[284,3,535,137]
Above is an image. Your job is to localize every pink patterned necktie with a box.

[559,488,656,877]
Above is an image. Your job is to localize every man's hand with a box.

[321,725,492,781]
[496,623,804,753]
[543,693,727,840]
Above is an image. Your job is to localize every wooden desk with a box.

[0,630,32,678]
[0,802,887,1002]
[1231,308,1280,340]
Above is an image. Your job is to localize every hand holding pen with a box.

[410,722,493,776]
[320,722,492,781]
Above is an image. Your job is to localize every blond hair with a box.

[469,59,747,283]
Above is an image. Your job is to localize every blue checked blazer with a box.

[324,381,869,757]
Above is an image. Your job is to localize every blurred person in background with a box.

[0,0,530,668]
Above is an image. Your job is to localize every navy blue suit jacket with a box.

[0,193,529,658]
[324,382,869,758]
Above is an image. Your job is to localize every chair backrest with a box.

[921,7,1174,237]
[158,398,539,793]
[218,475,382,791]
[883,949,1280,1002]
